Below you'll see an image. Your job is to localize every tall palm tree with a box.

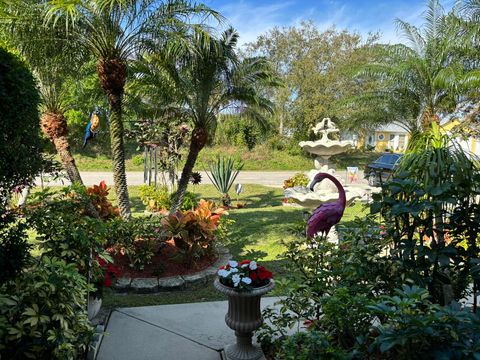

[45,0,221,219]
[158,28,280,212]
[358,0,479,131]
[0,1,86,186]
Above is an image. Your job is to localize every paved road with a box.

[35,170,367,188]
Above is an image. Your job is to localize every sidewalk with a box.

[97,297,281,360]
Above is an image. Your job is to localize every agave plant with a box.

[206,157,244,207]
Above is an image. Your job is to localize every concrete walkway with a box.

[97,297,281,360]
[35,170,365,188]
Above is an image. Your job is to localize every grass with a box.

[71,144,380,172]
[101,183,369,308]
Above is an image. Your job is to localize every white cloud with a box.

[204,0,456,47]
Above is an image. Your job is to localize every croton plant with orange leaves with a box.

[87,181,120,219]
[161,200,228,265]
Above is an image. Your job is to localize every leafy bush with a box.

[276,331,348,360]
[139,184,198,212]
[25,186,108,271]
[106,216,164,270]
[0,210,31,285]
[283,173,309,189]
[0,257,93,360]
[370,285,480,359]
[0,47,44,200]
[257,217,397,355]
[162,200,228,266]
[206,157,244,206]
[86,180,120,219]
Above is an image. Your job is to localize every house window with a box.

[378,134,385,141]
[389,134,395,141]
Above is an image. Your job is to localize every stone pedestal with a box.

[214,279,275,360]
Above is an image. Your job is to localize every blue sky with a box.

[203,0,456,45]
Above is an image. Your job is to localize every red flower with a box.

[98,257,107,267]
[250,271,258,281]
[239,260,250,266]
[257,266,273,280]
[103,273,112,287]
[219,265,226,270]
[107,264,121,278]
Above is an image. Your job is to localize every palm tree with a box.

[44,0,221,219]
[158,28,280,212]
[358,0,479,131]
[0,1,86,186]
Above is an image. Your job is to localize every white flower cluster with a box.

[217,260,258,288]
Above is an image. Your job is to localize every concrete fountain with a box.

[285,118,374,208]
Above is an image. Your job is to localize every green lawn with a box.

[72,144,380,172]
[102,184,369,308]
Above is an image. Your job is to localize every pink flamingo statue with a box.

[306,172,346,239]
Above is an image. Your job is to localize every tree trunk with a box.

[41,112,83,183]
[421,107,440,131]
[107,92,131,220]
[170,127,207,213]
[40,112,99,218]
[97,58,131,220]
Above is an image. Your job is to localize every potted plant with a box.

[214,260,274,360]
[89,255,121,320]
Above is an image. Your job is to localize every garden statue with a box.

[83,109,100,148]
[306,172,346,238]
[284,118,372,209]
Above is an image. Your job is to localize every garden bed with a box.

[113,245,231,293]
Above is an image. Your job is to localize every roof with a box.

[375,123,408,133]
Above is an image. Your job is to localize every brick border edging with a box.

[112,246,232,294]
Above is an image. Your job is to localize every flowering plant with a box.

[218,260,273,290]
[92,255,121,297]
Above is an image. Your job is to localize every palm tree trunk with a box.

[107,92,131,220]
[41,112,83,183]
[97,58,131,220]
[40,112,99,218]
[170,127,207,213]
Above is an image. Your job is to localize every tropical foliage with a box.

[206,157,244,206]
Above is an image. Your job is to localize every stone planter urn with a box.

[88,295,102,320]
[214,278,275,360]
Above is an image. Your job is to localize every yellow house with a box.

[365,124,409,152]
[441,118,479,155]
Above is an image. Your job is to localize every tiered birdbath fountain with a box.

[285,118,368,208]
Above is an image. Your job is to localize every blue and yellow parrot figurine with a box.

[83,110,100,148]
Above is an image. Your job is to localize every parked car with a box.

[364,153,403,186]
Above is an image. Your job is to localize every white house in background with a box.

[365,124,409,152]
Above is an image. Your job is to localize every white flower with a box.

[218,269,230,278]
[228,260,238,268]
[249,261,257,270]
[232,274,241,287]
[241,277,252,285]
[230,267,239,273]
[241,263,249,268]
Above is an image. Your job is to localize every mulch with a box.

[109,239,217,279]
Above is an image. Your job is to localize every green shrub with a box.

[0,257,93,360]
[26,186,108,271]
[206,157,244,206]
[132,153,144,166]
[0,210,31,285]
[370,285,480,359]
[0,47,44,200]
[106,216,164,270]
[283,173,309,189]
[276,331,348,360]
[139,185,198,212]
